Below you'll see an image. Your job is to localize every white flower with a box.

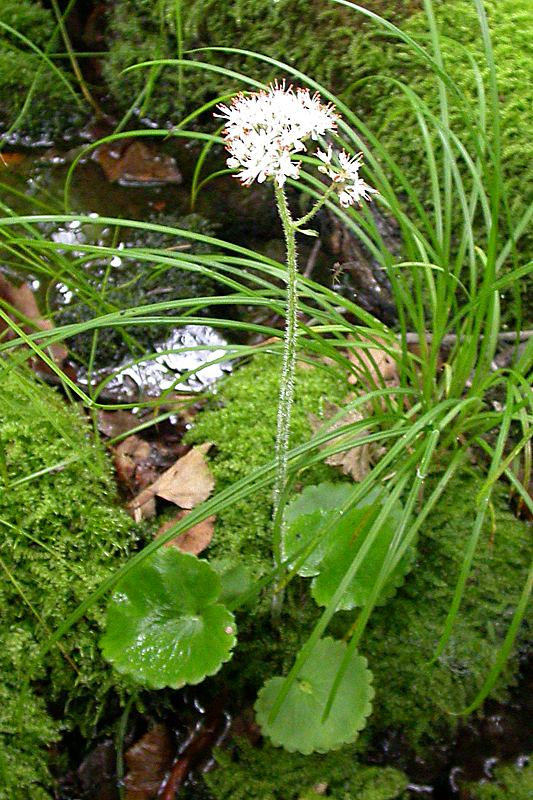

[317,145,336,180]
[217,83,338,188]
[216,83,376,206]
[319,148,377,207]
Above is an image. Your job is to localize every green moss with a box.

[0,364,139,799]
[102,0,419,125]
[349,0,533,320]
[363,472,532,748]
[467,758,533,800]
[0,1,85,138]
[204,739,408,800]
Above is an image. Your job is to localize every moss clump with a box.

[0,364,138,799]
[204,738,408,800]
[363,472,532,749]
[102,0,419,125]
[467,758,533,800]
[0,1,85,139]
[349,0,533,321]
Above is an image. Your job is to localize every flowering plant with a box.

[217,83,375,203]
[217,83,376,521]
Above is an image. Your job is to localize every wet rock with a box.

[76,739,118,800]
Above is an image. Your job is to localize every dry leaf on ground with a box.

[347,334,399,388]
[127,442,214,521]
[113,435,156,494]
[124,725,174,800]
[157,510,216,555]
[310,401,385,482]
[0,274,67,365]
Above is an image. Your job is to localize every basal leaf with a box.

[100,548,236,689]
[311,499,412,611]
[282,482,413,611]
[281,482,356,576]
[255,637,374,754]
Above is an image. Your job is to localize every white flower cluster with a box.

[317,145,377,207]
[217,83,337,188]
[217,84,375,207]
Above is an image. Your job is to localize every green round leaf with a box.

[311,500,413,611]
[281,482,356,576]
[100,548,237,689]
[255,638,374,754]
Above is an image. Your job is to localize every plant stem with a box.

[272,185,299,560]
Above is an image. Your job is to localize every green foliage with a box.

[101,548,237,688]
[102,0,418,124]
[255,637,374,754]
[283,483,413,610]
[363,472,532,748]
[349,0,533,318]
[0,365,138,799]
[466,758,533,800]
[187,361,532,752]
[204,738,408,800]
[0,0,83,137]
[185,354,348,574]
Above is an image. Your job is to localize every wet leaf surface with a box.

[124,724,174,800]
[98,409,140,439]
[76,739,117,800]
[101,548,237,689]
[0,152,26,168]
[113,435,156,493]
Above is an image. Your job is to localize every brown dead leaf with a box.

[155,443,214,507]
[310,401,385,482]
[127,443,214,521]
[157,510,215,555]
[98,409,139,439]
[124,724,174,800]
[0,274,67,365]
[113,435,156,492]
[347,334,399,387]
[0,152,25,168]
[93,140,182,185]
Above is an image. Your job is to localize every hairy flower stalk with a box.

[217,83,376,568]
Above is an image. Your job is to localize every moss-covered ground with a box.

[0,0,86,139]
[0,363,139,799]
[467,758,533,800]
[0,350,530,798]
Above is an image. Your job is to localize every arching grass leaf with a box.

[100,548,236,689]
[255,637,374,754]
